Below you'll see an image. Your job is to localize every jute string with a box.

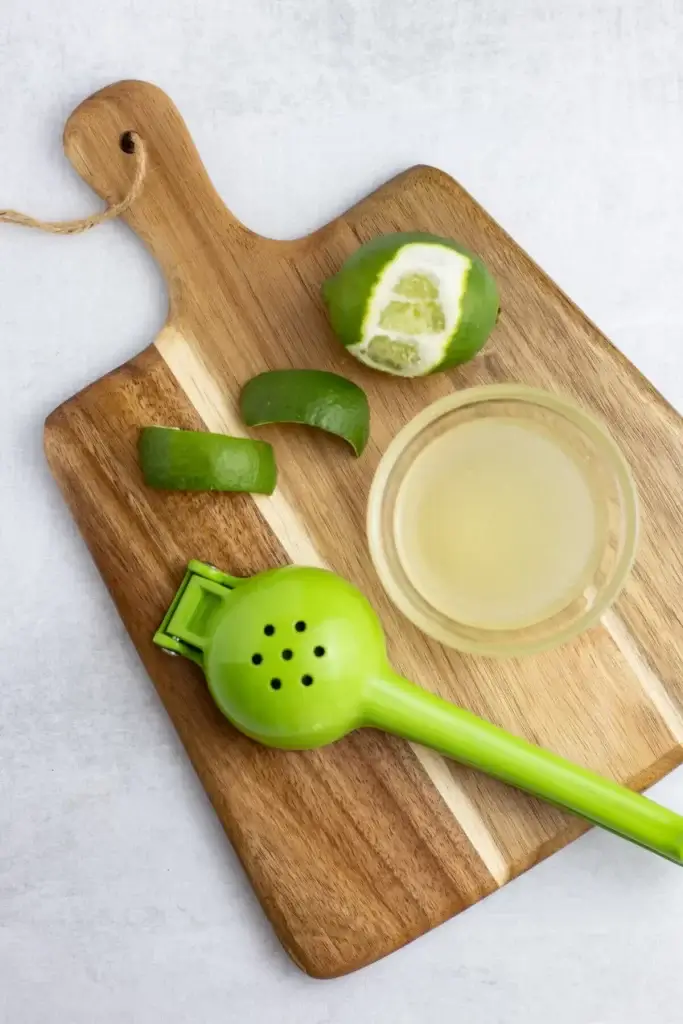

[0,132,147,235]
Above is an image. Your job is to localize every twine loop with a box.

[0,131,147,235]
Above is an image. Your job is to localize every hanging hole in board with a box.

[120,131,136,154]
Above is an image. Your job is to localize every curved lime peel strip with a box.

[240,369,370,456]
[139,427,277,494]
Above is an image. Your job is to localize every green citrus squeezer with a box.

[155,560,683,864]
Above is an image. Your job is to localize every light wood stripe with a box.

[411,745,509,883]
[155,324,509,884]
[155,326,327,568]
[601,609,683,744]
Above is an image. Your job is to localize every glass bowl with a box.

[367,384,639,657]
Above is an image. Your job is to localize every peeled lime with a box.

[322,232,499,377]
[240,369,370,456]
[139,427,276,494]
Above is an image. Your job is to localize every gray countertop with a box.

[2,2,683,1021]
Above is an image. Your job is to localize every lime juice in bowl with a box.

[367,385,638,657]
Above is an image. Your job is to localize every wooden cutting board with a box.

[45,81,683,978]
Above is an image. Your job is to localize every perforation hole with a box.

[270,678,282,690]
[301,675,313,687]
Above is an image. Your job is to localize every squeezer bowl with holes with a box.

[205,567,386,747]
[155,561,385,748]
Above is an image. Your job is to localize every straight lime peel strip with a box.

[139,427,277,494]
[240,369,370,456]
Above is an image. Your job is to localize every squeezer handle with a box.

[366,674,683,864]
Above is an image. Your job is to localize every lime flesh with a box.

[366,336,420,372]
[379,298,446,334]
[393,272,440,300]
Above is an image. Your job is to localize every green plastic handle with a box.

[365,673,683,864]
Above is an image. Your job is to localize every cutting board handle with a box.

[63,80,263,291]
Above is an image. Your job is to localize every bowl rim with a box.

[367,383,639,657]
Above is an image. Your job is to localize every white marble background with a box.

[1,2,683,1021]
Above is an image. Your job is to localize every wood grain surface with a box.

[44,81,683,978]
